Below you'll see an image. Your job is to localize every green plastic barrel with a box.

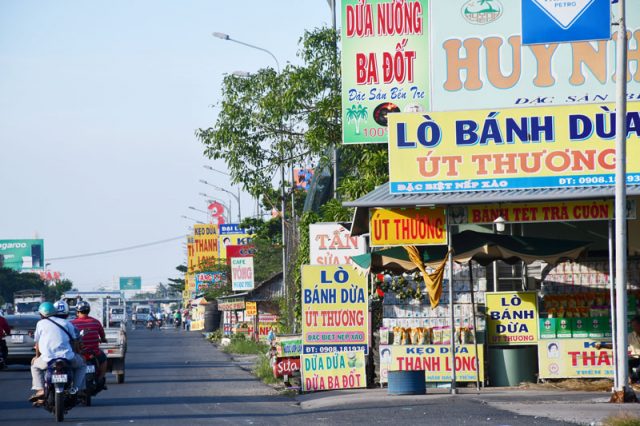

[488,346,538,387]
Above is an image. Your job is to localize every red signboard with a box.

[273,357,301,378]
[225,244,256,265]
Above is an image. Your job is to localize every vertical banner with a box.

[301,265,369,354]
[245,302,257,317]
[302,351,367,391]
[486,291,539,345]
[341,0,430,144]
[193,224,218,269]
[231,257,255,291]
[309,223,367,265]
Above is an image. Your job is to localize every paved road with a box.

[0,327,572,425]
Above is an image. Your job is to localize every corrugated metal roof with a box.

[343,183,640,208]
[246,272,284,302]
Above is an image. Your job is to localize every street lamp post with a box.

[199,179,241,223]
[180,215,204,225]
[202,166,241,222]
[214,31,289,327]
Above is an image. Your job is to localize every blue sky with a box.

[0,1,335,290]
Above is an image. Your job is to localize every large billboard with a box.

[0,239,44,272]
[429,1,640,112]
[388,104,640,194]
[193,224,218,270]
[309,223,366,265]
[341,0,430,144]
[301,265,369,354]
[119,276,142,291]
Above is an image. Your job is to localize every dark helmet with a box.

[77,301,91,314]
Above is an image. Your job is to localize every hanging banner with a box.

[379,344,484,383]
[449,199,638,225]
[341,0,430,144]
[231,257,255,291]
[301,265,369,354]
[309,223,367,265]
[301,351,367,391]
[388,104,640,194]
[430,1,640,112]
[369,207,447,246]
[193,224,219,269]
[538,339,614,379]
[486,291,539,346]
[195,271,225,293]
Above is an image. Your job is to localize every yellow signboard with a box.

[388,103,640,194]
[245,302,257,317]
[486,292,539,346]
[301,265,368,354]
[370,207,447,247]
[379,344,484,382]
[302,351,366,392]
[187,242,197,273]
[193,224,218,270]
[538,339,613,379]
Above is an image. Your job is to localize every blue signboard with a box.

[522,0,611,45]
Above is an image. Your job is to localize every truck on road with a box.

[13,290,44,315]
[63,291,128,384]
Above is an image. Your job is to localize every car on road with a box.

[5,314,38,364]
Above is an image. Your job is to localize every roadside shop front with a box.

[345,184,640,388]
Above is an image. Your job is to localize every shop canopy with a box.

[351,230,590,273]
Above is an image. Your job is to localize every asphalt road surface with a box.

[0,327,573,425]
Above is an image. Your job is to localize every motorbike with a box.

[82,354,106,406]
[146,319,155,330]
[42,358,78,422]
[174,318,181,329]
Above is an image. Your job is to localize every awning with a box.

[343,183,640,208]
[351,230,590,273]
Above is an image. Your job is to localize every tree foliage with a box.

[0,268,74,305]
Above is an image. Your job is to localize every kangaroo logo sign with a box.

[522,0,610,45]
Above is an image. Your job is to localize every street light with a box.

[202,166,242,221]
[199,179,241,223]
[180,215,204,224]
[213,32,289,326]
[212,32,280,72]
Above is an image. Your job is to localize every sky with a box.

[0,1,335,291]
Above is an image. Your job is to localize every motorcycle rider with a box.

[29,302,86,403]
[71,301,108,390]
[0,312,11,369]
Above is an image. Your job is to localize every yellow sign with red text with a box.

[456,200,634,225]
[245,302,257,317]
[379,344,484,382]
[538,339,614,379]
[370,207,447,247]
[193,224,218,270]
[302,351,367,392]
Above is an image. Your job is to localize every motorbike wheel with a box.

[54,392,64,422]
[85,393,92,407]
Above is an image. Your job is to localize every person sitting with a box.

[71,301,108,390]
[29,302,86,403]
[597,315,640,383]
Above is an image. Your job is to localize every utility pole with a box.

[613,0,634,402]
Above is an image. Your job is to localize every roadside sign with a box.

[119,276,141,290]
[522,0,611,45]
[231,257,254,291]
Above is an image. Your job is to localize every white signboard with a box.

[231,257,254,291]
[309,223,367,266]
[430,0,639,111]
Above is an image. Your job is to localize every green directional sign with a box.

[119,276,141,290]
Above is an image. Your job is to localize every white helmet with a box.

[54,300,70,317]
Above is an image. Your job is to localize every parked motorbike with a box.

[41,358,78,422]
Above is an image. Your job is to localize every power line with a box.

[47,235,187,261]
